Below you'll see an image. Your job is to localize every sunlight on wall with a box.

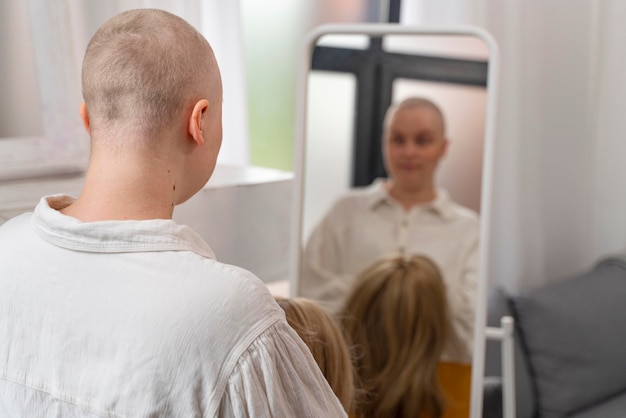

[240,0,367,171]
[241,1,309,171]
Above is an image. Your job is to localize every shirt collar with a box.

[365,179,458,221]
[32,195,216,259]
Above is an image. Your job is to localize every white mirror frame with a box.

[289,23,499,418]
[0,0,88,181]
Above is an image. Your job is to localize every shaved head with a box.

[82,9,221,142]
[383,97,446,137]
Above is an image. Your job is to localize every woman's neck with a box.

[61,153,179,222]
[385,180,436,211]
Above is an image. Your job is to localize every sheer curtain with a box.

[66,0,249,166]
[402,0,626,291]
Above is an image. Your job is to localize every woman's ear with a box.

[79,102,90,134]
[439,138,450,158]
[188,99,210,145]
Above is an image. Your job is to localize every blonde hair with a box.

[82,9,221,141]
[340,254,451,418]
[275,297,355,412]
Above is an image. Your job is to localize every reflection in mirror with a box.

[291,24,498,418]
[302,33,489,242]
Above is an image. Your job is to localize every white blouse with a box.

[0,195,346,417]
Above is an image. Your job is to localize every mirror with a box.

[289,24,498,418]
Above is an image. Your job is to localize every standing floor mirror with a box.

[289,23,499,417]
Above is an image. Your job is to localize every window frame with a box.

[0,1,88,181]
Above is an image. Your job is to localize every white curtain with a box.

[402,0,626,292]
[66,0,250,166]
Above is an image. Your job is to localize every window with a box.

[0,1,88,181]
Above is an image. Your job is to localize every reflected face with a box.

[384,106,448,192]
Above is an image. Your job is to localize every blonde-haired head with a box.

[340,254,451,418]
[275,297,355,413]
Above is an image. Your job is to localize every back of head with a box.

[340,254,451,418]
[275,297,354,413]
[82,9,221,143]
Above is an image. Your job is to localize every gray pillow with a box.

[568,390,626,418]
[511,256,626,417]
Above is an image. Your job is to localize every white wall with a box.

[0,0,44,137]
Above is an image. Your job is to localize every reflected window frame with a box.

[311,35,488,187]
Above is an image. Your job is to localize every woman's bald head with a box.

[81,9,221,141]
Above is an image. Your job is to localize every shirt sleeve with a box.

[444,231,479,364]
[218,320,348,418]
[299,213,355,315]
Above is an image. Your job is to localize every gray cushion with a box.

[511,256,626,417]
[568,390,626,418]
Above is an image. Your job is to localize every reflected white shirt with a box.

[0,195,346,417]
[300,181,479,364]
